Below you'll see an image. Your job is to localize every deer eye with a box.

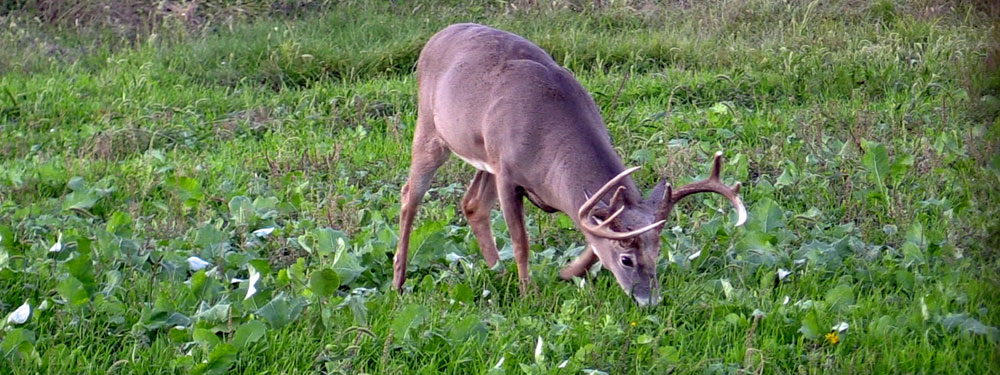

[620,255,635,268]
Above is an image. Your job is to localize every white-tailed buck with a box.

[393,24,746,306]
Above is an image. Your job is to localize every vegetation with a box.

[1,0,998,373]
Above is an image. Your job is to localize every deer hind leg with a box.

[494,176,533,296]
[462,171,500,267]
[393,126,450,293]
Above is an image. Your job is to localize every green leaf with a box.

[345,295,368,326]
[452,283,474,304]
[890,153,914,183]
[194,225,227,249]
[106,211,133,237]
[1,328,39,364]
[392,303,428,341]
[67,176,88,191]
[57,276,89,308]
[448,315,487,343]
[256,293,306,328]
[710,101,729,115]
[658,345,680,362]
[824,284,856,312]
[636,334,655,345]
[288,258,307,285]
[194,302,231,324]
[795,240,846,268]
[171,176,204,200]
[747,198,784,232]
[0,225,14,249]
[309,268,340,298]
[901,242,925,267]
[734,231,778,267]
[332,238,365,285]
[941,313,999,342]
[62,191,100,211]
[630,149,653,163]
[248,259,272,276]
[232,320,267,350]
[798,309,822,339]
[65,244,95,294]
[193,328,221,348]
[775,162,797,188]
[905,221,925,246]
[190,269,208,295]
[167,327,188,343]
[191,343,238,375]
[862,141,890,185]
[228,196,254,225]
[297,227,347,256]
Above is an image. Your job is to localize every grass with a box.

[1,0,999,373]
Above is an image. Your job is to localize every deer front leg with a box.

[462,171,501,267]
[495,177,533,296]
[559,246,598,280]
[393,125,450,293]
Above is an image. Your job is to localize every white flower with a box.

[7,301,30,324]
[186,256,211,271]
[783,295,790,305]
[49,233,63,252]
[687,249,702,260]
[252,227,275,238]
[777,268,791,280]
[832,322,849,332]
[534,336,545,363]
[245,268,260,300]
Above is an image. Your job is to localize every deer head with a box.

[569,152,746,306]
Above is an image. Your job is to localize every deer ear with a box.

[646,177,669,207]
[583,190,613,218]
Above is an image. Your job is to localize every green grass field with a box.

[1,0,998,373]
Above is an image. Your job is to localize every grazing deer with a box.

[393,23,746,306]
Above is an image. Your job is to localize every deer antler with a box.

[579,167,666,240]
[655,151,747,226]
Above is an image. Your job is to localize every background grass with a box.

[1,0,999,374]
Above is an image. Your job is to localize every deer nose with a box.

[632,291,660,307]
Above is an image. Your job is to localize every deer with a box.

[393,23,746,306]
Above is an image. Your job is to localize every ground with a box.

[0,0,998,374]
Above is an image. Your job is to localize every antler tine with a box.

[577,166,640,223]
[656,151,748,226]
[593,205,626,231]
[583,219,666,240]
[607,185,626,212]
[578,167,665,240]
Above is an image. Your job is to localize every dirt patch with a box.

[215,107,275,140]
[81,127,153,161]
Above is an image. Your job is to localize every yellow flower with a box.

[825,332,840,345]
[630,321,637,327]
